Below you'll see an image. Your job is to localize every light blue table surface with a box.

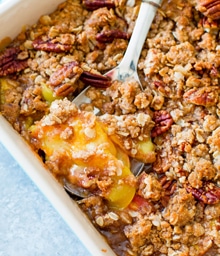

[0,1,91,255]
[0,143,91,256]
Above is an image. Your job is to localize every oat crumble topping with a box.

[1,0,220,255]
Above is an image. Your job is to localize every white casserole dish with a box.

[0,1,116,255]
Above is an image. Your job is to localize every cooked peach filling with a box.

[29,99,144,209]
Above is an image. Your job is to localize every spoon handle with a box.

[119,0,162,70]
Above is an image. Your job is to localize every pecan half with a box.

[151,110,173,137]
[197,0,220,20]
[0,47,19,67]
[0,47,28,76]
[83,0,115,11]
[32,37,72,53]
[183,86,219,107]
[80,71,112,88]
[49,61,83,97]
[49,61,81,86]
[185,182,220,204]
[96,30,130,43]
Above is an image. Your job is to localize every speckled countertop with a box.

[0,1,91,255]
[0,144,91,256]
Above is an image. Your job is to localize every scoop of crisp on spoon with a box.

[64,0,162,199]
[75,0,161,168]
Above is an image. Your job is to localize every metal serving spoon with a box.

[74,0,162,106]
[75,0,161,166]
[64,0,161,198]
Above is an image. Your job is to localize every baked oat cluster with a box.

[1,0,220,255]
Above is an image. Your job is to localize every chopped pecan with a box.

[154,80,166,88]
[49,61,83,97]
[183,86,219,107]
[185,182,220,204]
[178,168,189,177]
[96,30,130,43]
[53,83,76,97]
[210,65,219,77]
[159,175,176,196]
[217,217,220,230]
[198,17,219,31]
[0,47,28,76]
[153,80,171,96]
[159,175,176,207]
[83,0,115,11]
[153,152,171,174]
[151,110,173,137]
[178,142,192,153]
[80,71,112,88]
[32,37,73,53]
[197,0,220,20]
[129,194,155,215]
